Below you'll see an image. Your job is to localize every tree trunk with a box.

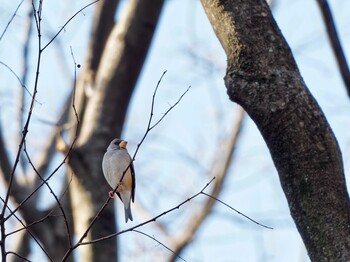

[67,0,165,261]
[200,0,350,261]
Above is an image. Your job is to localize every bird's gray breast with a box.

[102,149,132,188]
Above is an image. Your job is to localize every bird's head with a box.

[108,138,127,150]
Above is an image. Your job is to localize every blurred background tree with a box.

[0,0,349,261]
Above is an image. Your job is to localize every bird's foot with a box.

[109,182,123,198]
[108,191,115,198]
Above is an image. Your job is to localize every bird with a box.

[102,138,135,223]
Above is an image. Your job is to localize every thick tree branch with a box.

[77,0,165,146]
[87,0,119,73]
[200,0,350,261]
[73,0,119,129]
[66,0,165,261]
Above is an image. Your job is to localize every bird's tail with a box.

[120,192,133,223]
[124,205,133,223]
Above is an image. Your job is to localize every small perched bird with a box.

[102,138,135,222]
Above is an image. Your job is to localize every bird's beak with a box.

[119,140,127,149]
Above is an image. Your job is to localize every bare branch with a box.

[133,71,190,159]
[133,230,187,262]
[0,61,38,102]
[33,93,72,181]
[1,43,80,261]
[4,47,80,224]
[108,73,190,213]
[1,0,43,219]
[80,178,216,246]
[316,0,350,97]
[19,3,34,175]
[71,0,119,138]
[23,141,72,248]
[0,197,53,261]
[0,1,45,257]
[201,192,273,229]
[0,0,25,41]
[65,7,167,257]
[62,72,188,260]
[6,251,32,262]
[7,174,74,238]
[42,0,100,52]
[168,108,246,261]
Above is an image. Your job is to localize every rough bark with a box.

[200,0,350,261]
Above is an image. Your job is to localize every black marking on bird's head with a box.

[112,138,122,146]
[109,138,127,150]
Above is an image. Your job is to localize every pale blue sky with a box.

[0,0,349,261]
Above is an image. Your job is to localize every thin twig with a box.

[23,140,73,247]
[70,47,80,124]
[168,108,246,261]
[109,71,190,213]
[0,0,25,41]
[42,0,100,51]
[316,0,350,96]
[112,71,190,197]
[4,45,80,223]
[6,251,32,262]
[150,87,190,130]
[133,71,190,160]
[2,43,80,262]
[0,2,44,260]
[0,197,53,261]
[133,230,187,262]
[5,176,73,237]
[19,5,35,174]
[201,192,273,229]
[80,178,216,245]
[0,61,39,103]
[61,72,190,261]
[1,0,42,214]
[0,1,93,260]
[6,211,62,237]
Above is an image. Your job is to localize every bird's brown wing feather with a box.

[130,162,136,202]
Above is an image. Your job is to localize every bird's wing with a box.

[130,161,136,202]
[116,192,122,201]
